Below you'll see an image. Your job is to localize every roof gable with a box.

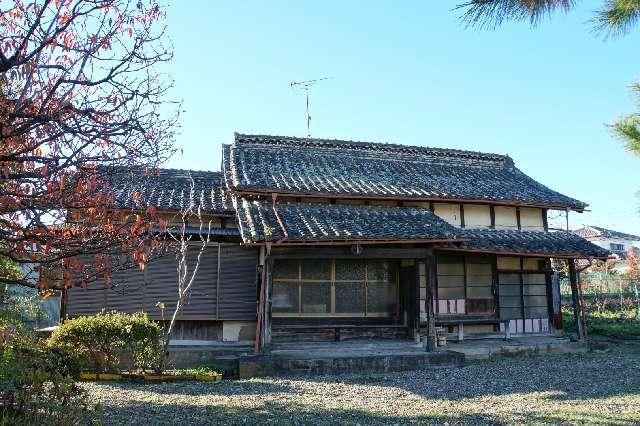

[224,133,586,210]
[574,226,640,241]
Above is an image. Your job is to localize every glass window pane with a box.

[335,259,365,281]
[524,295,547,307]
[523,274,546,285]
[335,282,364,314]
[272,283,299,313]
[467,286,492,298]
[438,275,465,287]
[499,285,521,296]
[367,261,397,282]
[438,287,465,299]
[467,263,492,275]
[467,274,492,286]
[367,281,396,314]
[467,298,495,314]
[437,262,464,275]
[523,284,546,296]
[273,260,298,280]
[499,273,520,285]
[500,307,521,320]
[497,257,521,270]
[499,295,522,307]
[525,307,549,318]
[301,282,331,313]
[301,259,332,280]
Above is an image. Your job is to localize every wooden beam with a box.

[254,246,267,354]
[425,250,437,351]
[229,189,586,212]
[437,247,609,260]
[246,238,468,247]
[269,247,432,259]
[489,205,496,229]
[568,259,585,340]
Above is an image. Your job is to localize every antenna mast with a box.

[290,77,331,137]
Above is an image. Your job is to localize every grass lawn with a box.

[82,341,640,425]
[563,308,640,339]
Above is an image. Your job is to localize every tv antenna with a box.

[290,76,332,137]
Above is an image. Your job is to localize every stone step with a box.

[237,350,464,378]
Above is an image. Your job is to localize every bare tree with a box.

[156,175,211,371]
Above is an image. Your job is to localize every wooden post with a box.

[568,259,584,340]
[254,246,267,354]
[263,258,273,350]
[425,250,437,351]
[59,287,68,324]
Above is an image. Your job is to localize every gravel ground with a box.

[82,342,640,425]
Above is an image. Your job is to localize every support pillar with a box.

[263,258,273,350]
[425,250,437,352]
[254,246,267,354]
[59,287,68,324]
[568,259,585,340]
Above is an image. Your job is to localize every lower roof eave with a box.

[230,189,586,212]
[436,246,612,260]
[241,238,469,247]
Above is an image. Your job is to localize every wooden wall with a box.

[67,243,259,321]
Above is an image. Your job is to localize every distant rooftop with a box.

[573,226,640,241]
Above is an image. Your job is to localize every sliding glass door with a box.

[272,259,398,318]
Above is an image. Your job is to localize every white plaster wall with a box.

[463,204,491,228]
[520,208,544,231]
[222,321,256,342]
[433,203,461,226]
[590,238,635,252]
[494,206,518,229]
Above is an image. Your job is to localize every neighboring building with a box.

[67,133,609,347]
[573,226,639,260]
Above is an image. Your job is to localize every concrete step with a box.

[237,350,464,378]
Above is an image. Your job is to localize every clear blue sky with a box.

[162,1,639,235]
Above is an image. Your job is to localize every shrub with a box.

[0,332,92,425]
[48,311,161,372]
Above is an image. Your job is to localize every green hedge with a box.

[48,311,161,372]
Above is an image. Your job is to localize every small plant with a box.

[48,311,161,372]
[0,332,93,425]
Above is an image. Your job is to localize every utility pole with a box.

[290,77,332,137]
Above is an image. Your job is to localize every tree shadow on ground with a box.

[88,400,509,425]
[87,379,295,397]
[294,347,640,403]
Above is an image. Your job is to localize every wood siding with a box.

[67,244,258,321]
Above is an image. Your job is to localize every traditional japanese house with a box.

[67,133,610,349]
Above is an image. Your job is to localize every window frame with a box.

[271,259,399,318]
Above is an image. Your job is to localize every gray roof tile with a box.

[235,199,461,244]
[452,229,610,258]
[222,133,586,210]
[103,167,234,214]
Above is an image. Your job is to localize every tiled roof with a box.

[102,167,234,215]
[235,199,462,244]
[234,196,608,257]
[222,133,587,210]
[573,226,640,241]
[449,229,611,258]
